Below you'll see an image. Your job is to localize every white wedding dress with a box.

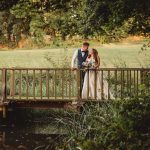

[82,58,114,100]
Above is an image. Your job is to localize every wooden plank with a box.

[54,70,56,100]
[10,69,15,99]
[1,69,7,102]
[62,70,64,100]
[108,70,110,100]
[65,70,67,97]
[137,70,139,96]
[134,70,136,96]
[127,70,129,95]
[33,69,36,100]
[19,70,22,100]
[40,70,42,100]
[87,69,89,99]
[3,67,150,71]
[129,70,132,96]
[46,70,49,99]
[69,69,71,100]
[115,70,117,99]
[122,70,125,98]
[101,70,104,99]
[94,70,97,100]
[77,69,81,100]
[26,70,29,100]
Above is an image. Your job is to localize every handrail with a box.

[0,67,150,70]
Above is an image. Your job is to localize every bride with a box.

[82,48,114,100]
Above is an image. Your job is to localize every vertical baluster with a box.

[33,69,35,100]
[46,70,49,99]
[140,70,144,95]
[77,69,81,100]
[69,69,71,100]
[120,70,123,99]
[26,70,29,100]
[40,70,42,100]
[124,70,126,97]
[108,70,110,100]
[115,70,117,99]
[87,69,89,100]
[122,70,125,98]
[66,70,68,98]
[52,70,54,97]
[73,71,76,98]
[71,71,73,98]
[19,70,22,100]
[101,70,103,100]
[129,70,131,97]
[65,70,67,99]
[134,70,136,96]
[1,69,7,102]
[124,70,126,96]
[62,70,64,100]
[137,70,139,96]
[54,70,56,100]
[94,69,97,100]
[10,69,15,99]
[127,70,129,96]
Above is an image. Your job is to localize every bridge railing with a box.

[0,68,150,102]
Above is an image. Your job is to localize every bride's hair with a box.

[88,48,99,64]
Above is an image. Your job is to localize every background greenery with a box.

[0,0,149,48]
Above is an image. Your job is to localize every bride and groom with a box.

[71,42,114,100]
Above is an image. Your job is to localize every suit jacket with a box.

[71,49,88,69]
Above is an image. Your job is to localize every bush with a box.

[100,92,150,149]
[56,90,150,149]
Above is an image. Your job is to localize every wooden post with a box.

[77,69,81,101]
[140,69,144,85]
[94,69,97,100]
[1,69,7,102]
[10,69,15,97]
[108,70,110,100]
[115,70,117,99]
[1,69,7,118]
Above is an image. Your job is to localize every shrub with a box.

[56,89,150,149]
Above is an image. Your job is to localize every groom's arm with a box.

[71,50,78,69]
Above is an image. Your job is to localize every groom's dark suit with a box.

[77,49,89,68]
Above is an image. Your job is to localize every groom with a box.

[71,42,89,96]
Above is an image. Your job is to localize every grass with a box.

[0,41,149,68]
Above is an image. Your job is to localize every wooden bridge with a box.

[0,68,150,118]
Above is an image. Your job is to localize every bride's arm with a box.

[95,56,100,68]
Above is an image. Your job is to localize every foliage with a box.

[139,39,150,67]
[0,0,149,47]
[56,88,150,149]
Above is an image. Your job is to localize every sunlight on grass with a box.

[0,43,148,68]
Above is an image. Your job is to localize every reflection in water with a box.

[0,125,65,150]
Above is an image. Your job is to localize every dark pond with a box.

[0,109,66,150]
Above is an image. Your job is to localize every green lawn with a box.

[0,42,149,68]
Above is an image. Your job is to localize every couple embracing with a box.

[71,42,113,100]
